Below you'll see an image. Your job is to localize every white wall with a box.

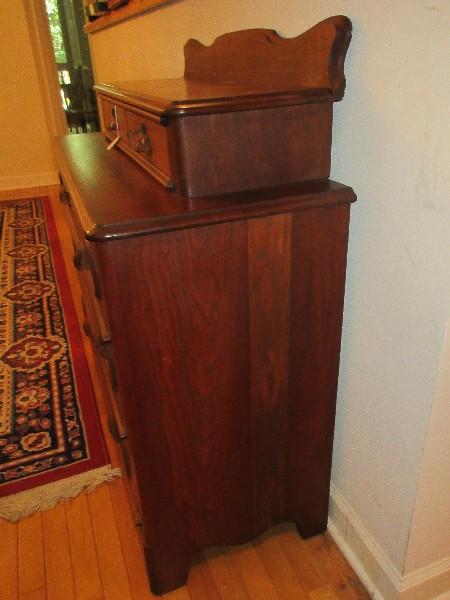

[89,0,450,582]
[404,320,450,573]
[0,0,59,190]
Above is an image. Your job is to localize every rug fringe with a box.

[0,465,122,522]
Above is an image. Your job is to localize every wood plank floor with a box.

[0,186,371,600]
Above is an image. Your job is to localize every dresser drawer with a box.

[59,186,111,345]
[98,95,172,189]
[83,324,139,524]
[125,109,171,178]
[99,98,127,138]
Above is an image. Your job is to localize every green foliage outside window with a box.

[45,0,67,63]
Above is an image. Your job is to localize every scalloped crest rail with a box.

[184,16,352,99]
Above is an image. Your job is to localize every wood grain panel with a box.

[186,560,221,600]
[202,548,250,600]
[309,585,340,600]
[20,589,46,600]
[287,205,351,536]
[42,504,75,600]
[108,478,151,600]
[306,534,368,600]
[95,220,252,593]
[65,494,103,600]
[18,513,45,597]
[275,524,327,592]
[88,484,133,600]
[173,104,331,197]
[248,214,292,529]
[0,187,369,600]
[54,134,357,593]
[229,543,280,600]
[255,529,309,600]
[0,519,18,600]
[184,18,351,99]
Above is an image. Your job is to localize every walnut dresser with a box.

[55,16,356,595]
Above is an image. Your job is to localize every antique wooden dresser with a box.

[55,16,355,595]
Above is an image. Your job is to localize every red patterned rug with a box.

[0,197,119,521]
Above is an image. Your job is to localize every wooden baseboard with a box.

[328,483,450,600]
[0,172,59,192]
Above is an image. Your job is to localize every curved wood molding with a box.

[184,16,352,100]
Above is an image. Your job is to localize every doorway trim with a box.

[24,0,68,138]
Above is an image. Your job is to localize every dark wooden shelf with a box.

[84,0,171,34]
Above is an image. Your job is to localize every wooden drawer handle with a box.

[73,248,102,300]
[127,124,152,155]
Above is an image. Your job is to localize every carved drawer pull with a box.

[127,124,152,155]
[72,247,102,300]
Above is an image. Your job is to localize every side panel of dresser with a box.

[93,202,351,594]
[98,95,173,189]
[58,184,143,526]
[168,102,332,197]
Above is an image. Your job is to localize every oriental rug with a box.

[0,197,119,522]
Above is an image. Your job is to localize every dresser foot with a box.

[144,542,191,596]
[295,516,328,539]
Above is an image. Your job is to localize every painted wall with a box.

[404,320,450,573]
[0,1,58,190]
[89,0,450,578]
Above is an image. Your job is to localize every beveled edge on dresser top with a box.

[53,133,356,242]
[95,80,333,118]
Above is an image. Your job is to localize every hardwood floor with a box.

[0,186,371,600]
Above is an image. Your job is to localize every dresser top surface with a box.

[95,79,332,117]
[54,133,355,242]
